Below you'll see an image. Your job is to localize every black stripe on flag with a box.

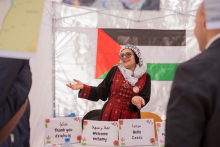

[101,29,186,46]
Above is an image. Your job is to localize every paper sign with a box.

[0,0,44,59]
[45,144,61,147]
[81,120,119,146]
[44,117,82,145]
[156,122,166,147]
[118,119,155,146]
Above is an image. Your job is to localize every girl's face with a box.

[120,49,136,71]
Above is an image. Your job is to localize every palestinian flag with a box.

[96,28,186,81]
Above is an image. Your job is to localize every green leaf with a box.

[119,125,121,130]
[152,142,155,145]
[46,141,51,144]
[161,145,165,147]
[45,123,48,128]
[79,140,81,143]
[83,125,85,130]
[82,143,86,145]
[157,127,159,132]
[115,145,118,146]
[121,143,125,146]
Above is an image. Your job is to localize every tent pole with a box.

[47,0,197,22]
[139,9,197,22]
[98,11,139,22]
[160,7,196,17]
[52,1,56,118]
[44,3,53,18]
[55,9,105,20]
[137,10,142,21]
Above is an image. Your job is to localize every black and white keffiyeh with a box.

[118,44,147,86]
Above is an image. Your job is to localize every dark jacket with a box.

[165,38,220,147]
[0,58,32,147]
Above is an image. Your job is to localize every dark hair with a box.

[131,50,139,64]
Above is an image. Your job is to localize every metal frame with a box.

[52,2,56,118]
[47,1,196,22]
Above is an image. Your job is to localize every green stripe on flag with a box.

[97,69,111,79]
[97,63,122,79]
[146,63,180,81]
[98,63,180,81]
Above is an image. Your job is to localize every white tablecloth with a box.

[45,141,159,147]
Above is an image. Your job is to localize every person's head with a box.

[194,2,220,51]
[119,44,142,71]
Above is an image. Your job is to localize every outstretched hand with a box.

[66,79,84,90]
[131,96,145,109]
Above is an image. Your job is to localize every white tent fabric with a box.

[29,0,202,146]
[54,1,201,118]
[29,2,53,147]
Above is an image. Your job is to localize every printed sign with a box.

[156,122,166,147]
[0,0,44,59]
[81,120,119,146]
[44,117,82,145]
[45,144,61,147]
[118,119,155,146]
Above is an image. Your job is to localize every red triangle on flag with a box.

[95,28,121,78]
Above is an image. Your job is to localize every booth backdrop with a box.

[29,0,202,146]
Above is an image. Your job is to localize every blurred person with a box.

[165,2,220,147]
[0,58,32,147]
[120,0,158,10]
[90,0,159,10]
[67,44,151,121]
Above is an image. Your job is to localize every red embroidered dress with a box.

[79,66,151,121]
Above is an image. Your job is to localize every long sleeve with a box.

[130,73,151,112]
[165,63,211,147]
[78,66,117,102]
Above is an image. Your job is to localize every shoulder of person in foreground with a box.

[170,48,220,107]
[165,49,220,147]
[174,46,220,85]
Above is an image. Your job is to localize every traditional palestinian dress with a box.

[78,65,151,121]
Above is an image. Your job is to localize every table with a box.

[45,141,159,147]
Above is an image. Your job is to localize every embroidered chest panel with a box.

[101,68,147,121]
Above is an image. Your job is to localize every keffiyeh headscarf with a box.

[118,44,147,86]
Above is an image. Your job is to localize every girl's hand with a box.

[131,96,145,109]
[66,79,84,90]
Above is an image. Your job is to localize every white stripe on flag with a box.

[120,46,186,63]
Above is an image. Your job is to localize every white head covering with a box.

[118,44,147,86]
